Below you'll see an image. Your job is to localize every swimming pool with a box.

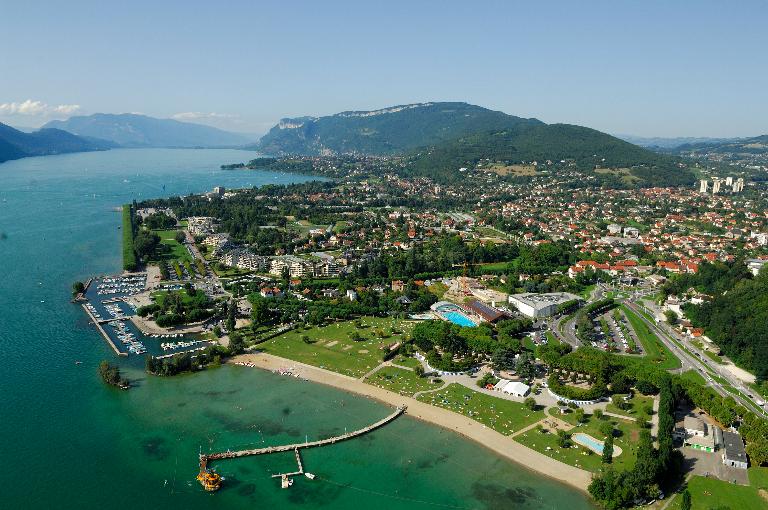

[572,433,604,454]
[443,311,477,327]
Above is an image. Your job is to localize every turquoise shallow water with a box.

[0,149,594,509]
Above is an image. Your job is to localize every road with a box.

[545,283,767,419]
[624,295,767,419]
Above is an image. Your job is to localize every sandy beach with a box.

[229,352,593,492]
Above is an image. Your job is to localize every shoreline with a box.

[228,352,593,493]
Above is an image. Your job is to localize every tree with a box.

[594,409,604,420]
[664,309,678,326]
[557,430,572,448]
[515,351,536,381]
[134,230,160,260]
[72,281,85,296]
[602,434,614,464]
[680,489,691,510]
[414,365,425,378]
[524,397,537,411]
[575,408,586,423]
[251,297,271,326]
[175,231,186,243]
[492,347,517,371]
[98,360,126,387]
[746,438,768,466]
[599,421,614,438]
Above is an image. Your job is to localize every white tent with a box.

[502,381,531,397]
[494,379,510,391]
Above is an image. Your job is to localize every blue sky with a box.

[1,0,766,137]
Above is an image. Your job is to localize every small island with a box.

[98,360,130,389]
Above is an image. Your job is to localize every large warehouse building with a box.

[508,292,582,318]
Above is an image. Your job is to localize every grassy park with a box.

[514,409,643,473]
[416,383,543,435]
[258,317,415,378]
[153,229,191,262]
[605,393,654,418]
[666,468,768,509]
[365,365,438,396]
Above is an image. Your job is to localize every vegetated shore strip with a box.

[229,352,592,493]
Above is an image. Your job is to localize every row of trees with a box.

[122,204,137,271]
[589,375,681,508]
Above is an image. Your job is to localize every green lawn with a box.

[212,265,253,278]
[390,355,422,369]
[153,229,191,262]
[415,383,543,435]
[477,261,511,272]
[621,305,682,370]
[666,468,768,509]
[514,411,643,473]
[580,284,596,299]
[333,221,349,233]
[365,366,438,396]
[679,370,707,385]
[605,393,654,418]
[258,317,414,378]
[427,282,448,299]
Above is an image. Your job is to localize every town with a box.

[76,156,768,508]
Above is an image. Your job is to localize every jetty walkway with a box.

[81,303,126,357]
[200,406,405,470]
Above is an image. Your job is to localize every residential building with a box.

[721,431,748,469]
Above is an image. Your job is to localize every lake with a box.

[0,148,593,509]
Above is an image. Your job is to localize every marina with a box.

[81,273,215,358]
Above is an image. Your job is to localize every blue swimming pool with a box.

[443,311,477,327]
[573,433,604,454]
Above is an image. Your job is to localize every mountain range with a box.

[251,102,695,187]
[252,102,541,155]
[43,113,253,148]
[662,135,768,155]
[0,122,115,164]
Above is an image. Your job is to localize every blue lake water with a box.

[0,148,594,509]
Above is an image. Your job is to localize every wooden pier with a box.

[199,406,405,473]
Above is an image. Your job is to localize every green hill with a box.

[406,123,695,187]
[0,122,115,164]
[253,102,541,155]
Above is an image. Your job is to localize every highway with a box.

[624,295,768,419]
[545,283,767,419]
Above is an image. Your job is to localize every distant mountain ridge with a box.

[666,134,768,155]
[617,135,738,149]
[0,122,115,164]
[44,113,253,148]
[253,102,542,155]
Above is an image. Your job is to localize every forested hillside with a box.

[406,124,695,187]
[254,102,541,155]
[666,262,768,381]
[0,122,114,164]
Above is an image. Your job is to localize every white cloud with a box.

[172,111,238,121]
[0,99,81,116]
